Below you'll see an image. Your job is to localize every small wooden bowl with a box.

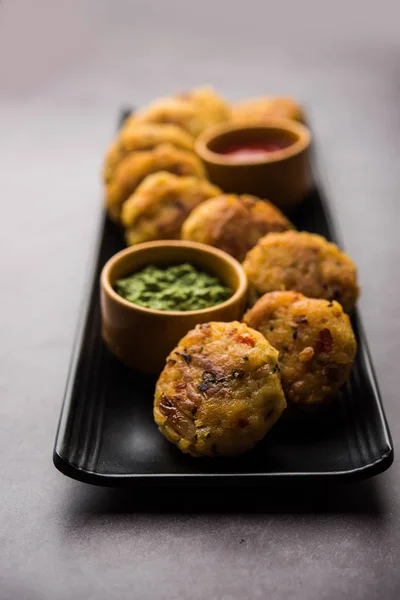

[100,241,248,374]
[196,119,312,210]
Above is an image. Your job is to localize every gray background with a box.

[1,0,400,598]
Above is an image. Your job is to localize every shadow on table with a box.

[65,477,386,518]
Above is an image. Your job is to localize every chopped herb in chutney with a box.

[114,263,233,311]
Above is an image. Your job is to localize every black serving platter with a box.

[53,110,393,486]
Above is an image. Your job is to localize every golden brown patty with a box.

[105,143,206,222]
[244,291,357,405]
[103,123,194,184]
[122,86,231,138]
[103,141,124,186]
[231,96,305,124]
[243,231,359,312]
[182,194,294,261]
[175,86,231,133]
[121,172,222,246]
[154,321,286,457]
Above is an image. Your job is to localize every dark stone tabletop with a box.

[1,1,399,598]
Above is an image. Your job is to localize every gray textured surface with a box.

[1,1,400,598]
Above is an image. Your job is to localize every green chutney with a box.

[115,263,233,312]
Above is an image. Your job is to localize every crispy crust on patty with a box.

[121,172,222,245]
[182,194,294,261]
[105,143,206,221]
[244,291,357,405]
[154,321,286,456]
[103,123,194,183]
[243,230,359,312]
[122,86,231,138]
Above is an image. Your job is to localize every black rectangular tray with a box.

[53,111,393,486]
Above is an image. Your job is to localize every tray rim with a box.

[53,110,394,487]
[53,448,394,486]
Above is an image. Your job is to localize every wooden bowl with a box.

[100,241,248,374]
[195,119,312,210]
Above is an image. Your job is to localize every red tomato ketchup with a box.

[216,139,293,161]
